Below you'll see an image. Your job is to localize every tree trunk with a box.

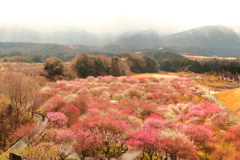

[105,146,110,157]
[80,156,85,160]
[149,153,153,160]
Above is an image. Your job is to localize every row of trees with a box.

[43,51,240,80]
[43,53,159,80]
[212,65,240,75]
[2,56,41,63]
[198,58,240,75]
[3,50,240,76]
[159,58,210,73]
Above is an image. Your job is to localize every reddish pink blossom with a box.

[115,120,131,130]
[11,123,35,140]
[59,85,73,91]
[151,92,164,100]
[187,102,222,123]
[55,129,76,144]
[185,92,195,98]
[127,129,160,150]
[73,129,103,159]
[60,104,80,125]
[47,112,68,128]
[183,124,214,149]
[148,113,163,120]
[160,134,199,160]
[122,108,135,116]
[42,96,66,112]
[87,108,100,115]
[142,118,176,130]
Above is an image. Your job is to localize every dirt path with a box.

[199,86,228,110]
[67,113,90,160]
[6,114,48,152]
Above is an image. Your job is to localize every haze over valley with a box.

[1,0,240,57]
[1,24,240,47]
[2,25,240,58]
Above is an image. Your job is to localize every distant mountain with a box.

[162,25,240,49]
[2,25,240,50]
[0,26,102,46]
[39,29,100,45]
[0,27,41,43]
[111,29,162,46]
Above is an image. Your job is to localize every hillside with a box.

[0,26,103,46]
[40,29,101,45]
[2,25,240,58]
[162,25,240,49]
[108,29,162,46]
[1,25,240,50]
[153,51,188,62]
[0,26,41,43]
[0,42,141,55]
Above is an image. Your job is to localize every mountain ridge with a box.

[110,29,162,46]
[1,25,240,49]
[161,25,240,49]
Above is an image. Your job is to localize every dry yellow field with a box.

[213,88,240,112]
[129,73,179,79]
[183,55,237,60]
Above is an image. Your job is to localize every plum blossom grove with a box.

[6,76,240,160]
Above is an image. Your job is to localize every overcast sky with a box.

[1,0,239,35]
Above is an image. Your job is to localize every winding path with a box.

[5,114,48,152]
[67,113,89,160]
[199,86,229,110]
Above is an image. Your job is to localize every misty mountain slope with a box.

[0,27,41,43]
[111,29,162,46]
[39,29,100,45]
[29,44,78,54]
[229,26,240,36]
[0,26,103,45]
[162,25,240,49]
[1,25,240,49]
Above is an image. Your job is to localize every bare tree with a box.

[0,72,39,123]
